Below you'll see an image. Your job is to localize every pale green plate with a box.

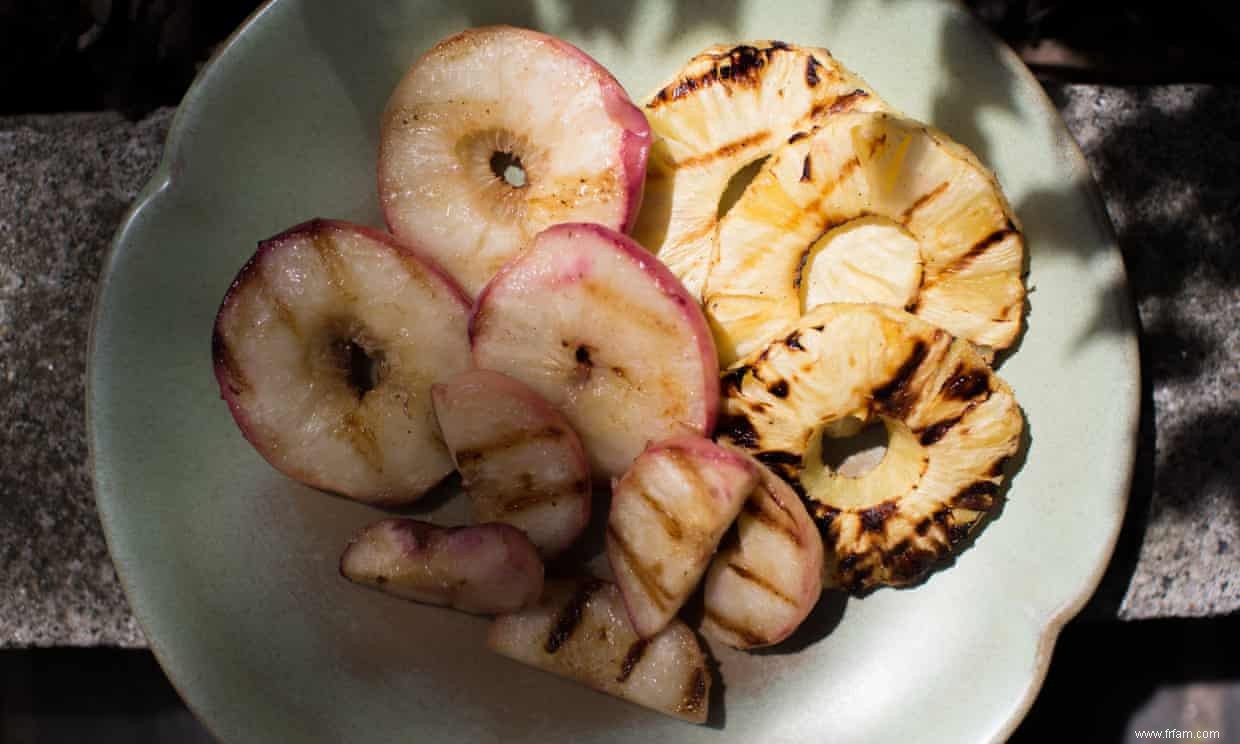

[89,0,1138,741]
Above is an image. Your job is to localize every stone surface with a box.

[0,109,173,647]
[0,86,1237,646]
[1047,84,1240,619]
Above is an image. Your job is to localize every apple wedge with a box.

[431,369,591,557]
[340,518,543,615]
[212,219,471,505]
[701,460,824,649]
[488,578,711,723]
[471,223,718,478]
[379,26,651,297]
[607,437,758,638]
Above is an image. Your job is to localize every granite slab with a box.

[0,84,1237,646]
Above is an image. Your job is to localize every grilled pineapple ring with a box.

[632,41,891,298]
[705,111,1025,365]
[716,304,1023,593]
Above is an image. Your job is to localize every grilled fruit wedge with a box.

[716,304,1023,592]
[471,223,718,478]
[632,41,891,298]
[488,578,711,723]
[379,26,651,297]
[701,459,823,649]
[431,369,591,557]
[607,437,758,638]
[705,111,1025,365]
[340,518,543,614]
[212,219,471,505]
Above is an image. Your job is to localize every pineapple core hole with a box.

[490,151,527,188]
[820,418,888,478]
[717,156,769,219]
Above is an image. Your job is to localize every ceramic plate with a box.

[89,0,1138,741]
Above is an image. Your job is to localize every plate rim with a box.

[86,1,1141,741]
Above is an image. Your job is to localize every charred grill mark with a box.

[639,489,685,540]
[872,340,928,417]
[942,364,990,401]
[806,55,822,86]
[785,330,805,350]
[767,379,790,398]
[679,667,708,716]
[756,450,801,468]
[704,608,767,647]
[886,541,938,582]
[918,415,962,446]
[581,281,679,337]
[801,154,813,183]
[793,246,811,290]
[721,365,750,395]
[743,497,802,544]
[616,639,650,683]
[953,481,999,511]
[988,457,1010,477]
[827,89,868,114]
[788,131,809,144]
[650,44,782,106]
[607,524,671,608]
[341,410,383,472]
[454,426,566,463]
[212,331,249,395]
[271,296,301,338]
[311,232,354,298]
[858,500,897,532]
[675,130,772,169]
[900,181,950,224]
[915,517,932,536]
[958,228,1016,268]
[948,522,972,545]
[716,412,760,449]
[502,489,564,514]
[544,579,603,653]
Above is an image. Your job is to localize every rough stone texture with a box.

[0,86,1237,646]
[0,109,173,647]
[1048,84,1240,619]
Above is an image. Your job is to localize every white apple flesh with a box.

[701,459,824,649]
[379,26,652,297]
[431,369,591,557]
[212,219,471,505]
[340,518,543,615]
[488,578,711,723]
[470,223,719,479]
[607,437,758,638]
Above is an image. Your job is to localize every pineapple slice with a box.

[704,111,1025,365]
[632,42,891,298]
[715,303,1023,592]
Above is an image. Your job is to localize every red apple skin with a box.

[212,219,471,506]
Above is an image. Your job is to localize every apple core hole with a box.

[820,418,888,478]
[717,156,769,219]
[490,151,527,188]
[345,340,381,398]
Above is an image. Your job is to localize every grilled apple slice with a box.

[212,219,471,505]
[716,303,1023,592]
[340,518,543,614]
[705,111,1025,364]
[471,223,718,478]
[488,578,711,723]
[432,369,591,557]
[633,41,890,297]
[607,437,758,638]
[701,459,823,649]
[379,26,651,297]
